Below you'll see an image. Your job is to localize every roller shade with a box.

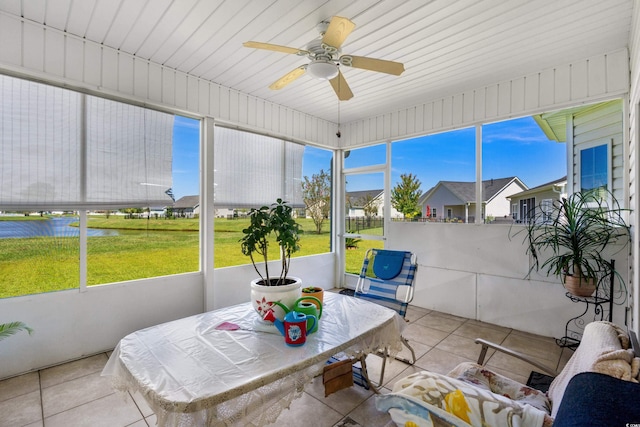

[213,126,304,208]
[0,75,174,211]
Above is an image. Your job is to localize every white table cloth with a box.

[101,292,404,426]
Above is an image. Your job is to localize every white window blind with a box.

[0,75,174,210]
[86,97,173,208]
[213,126,304,208]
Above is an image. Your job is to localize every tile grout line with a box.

[38,363,119,421]
[127,389,149,426]
[38,370,45,426]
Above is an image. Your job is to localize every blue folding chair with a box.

[355,248,417,387]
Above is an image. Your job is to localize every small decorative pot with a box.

[300,287,324,309]
[250,277,302,320]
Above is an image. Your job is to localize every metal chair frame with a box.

[354,248,417,388]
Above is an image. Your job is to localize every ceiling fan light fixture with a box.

[307,60,339,80]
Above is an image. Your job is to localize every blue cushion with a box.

[372,250,405,280]
[553,372,640,427]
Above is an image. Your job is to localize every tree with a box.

[302,169,331,234]
[391,173,423,219]
[361,193,379,219]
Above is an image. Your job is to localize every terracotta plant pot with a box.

[563,274,597,297]
[300,287,324,309]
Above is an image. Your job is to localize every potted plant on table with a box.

[301,286,324,308]
[240,199,303,318]
[513,189,630,297]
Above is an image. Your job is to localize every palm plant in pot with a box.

[240,198,303,319]
[515,189,630,297]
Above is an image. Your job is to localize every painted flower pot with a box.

[250,277,302,320]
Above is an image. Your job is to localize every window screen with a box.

[0,75,174,211]
[213,126,304,208]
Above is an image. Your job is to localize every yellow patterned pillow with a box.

[387,370,547,427]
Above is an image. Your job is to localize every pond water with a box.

[0,217,119,238]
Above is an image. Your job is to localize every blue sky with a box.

[171,115,566,200]
[171,116,200,200]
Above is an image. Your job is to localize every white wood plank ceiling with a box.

[0,0,633,124]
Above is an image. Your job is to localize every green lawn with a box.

[0,216,381,298]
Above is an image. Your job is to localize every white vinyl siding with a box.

[572,100,623,200]
[628,0,640,335]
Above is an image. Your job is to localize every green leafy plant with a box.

[391,173,423,219]
[345,235,361,249]
[240,199,301,286]
[512,189,630,289]
[0,321,33,341]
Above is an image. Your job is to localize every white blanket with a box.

[548,321,637,418]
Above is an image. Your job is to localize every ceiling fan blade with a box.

[322,16,355,49]
[269,66,306,90]
[243,41,308,56]
[345,55,405,76]
[329,70,353,101]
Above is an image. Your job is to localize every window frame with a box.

[577,139,612,194]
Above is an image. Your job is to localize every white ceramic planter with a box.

[250,277,302,320]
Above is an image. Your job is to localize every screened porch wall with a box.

[0,13,339,149]
[0,8,639,380]
[386,221,630,339]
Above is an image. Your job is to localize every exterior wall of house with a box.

[485,181,526,218]
[628,1,640,334]
[341,49,629,149]
[571,100,625,201]
[422,186,462,220]
[446,205,468,221]
[0,14,339,149]
[348,208,365,217]
[509,187,566,221]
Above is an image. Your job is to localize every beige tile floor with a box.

[0,304,573,427]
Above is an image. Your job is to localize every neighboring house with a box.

[173,195,200,218]
[346,189,383,217]
[418,177,527,223]
[145,207,167,218]
[508,177,568,223]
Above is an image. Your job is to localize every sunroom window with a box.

[0,74,194,297]
[212,126,333,268]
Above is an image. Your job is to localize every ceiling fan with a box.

[243,16,405,101]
